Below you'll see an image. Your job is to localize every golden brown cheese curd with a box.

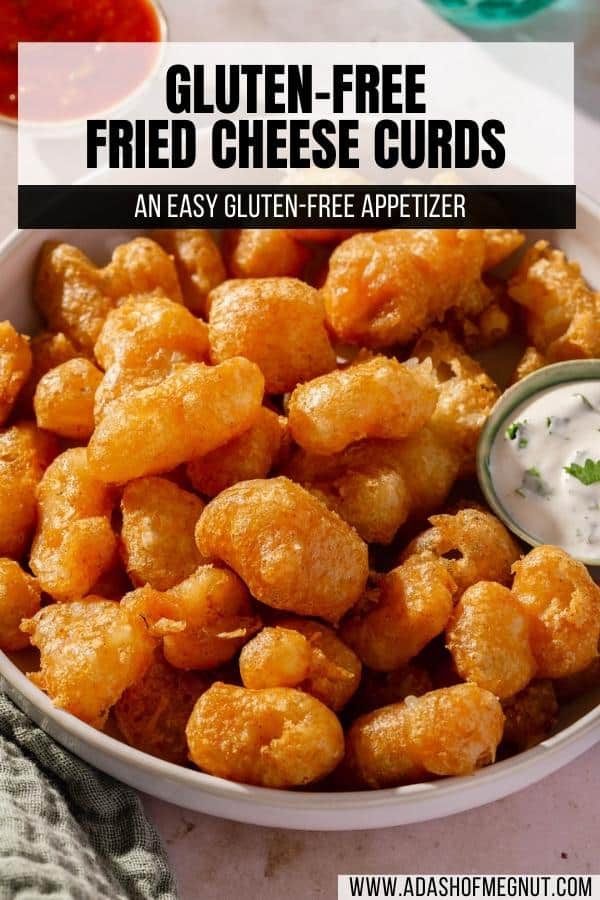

[151,229,226,316]
[508,241,600,361]
[240,619,361,711]
[287,357,437,455]
[413,328,500,476]
[446,582,536,699]
[163,564,260,671]
[0,422,58,560]
[186,407,285,497]
[21,594,158,728]
[196,477,368,624]
[307,463,410,545]
[114,652,207,764]
[34,238,182,354]
[511,545,600,679]
[186,682,344,787]
[402,508,521,596]
[34,358,103,440]
[208,277,336,394]
[17,330,80,415]
[345,684,504,788]
[30,447,117,601]
[447,276,517,352]
[0,559,41,651]
[341,554,456,672]
[322,229,491,348]
[0,321,32,425]
[87,358,264,483]
[120,477,206,591]
[223,229,308,279]
[501,680,558,752]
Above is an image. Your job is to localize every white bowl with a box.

[0,207,599,831]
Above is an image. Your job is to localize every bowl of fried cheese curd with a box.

[0,201,599,830]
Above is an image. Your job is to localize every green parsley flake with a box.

[506,422,520,440]
[564,458,600,486]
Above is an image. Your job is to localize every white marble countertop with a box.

[0,1,599,895]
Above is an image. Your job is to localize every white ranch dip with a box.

[489,380,600,558]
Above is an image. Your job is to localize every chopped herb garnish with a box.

[506,422,520,440]
[526,466,541,477]
[574,393,597,412]
[564,458,600,486]
[518,437,528,448]
[546,416,552,429]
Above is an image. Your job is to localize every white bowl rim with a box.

[0,194,598,825]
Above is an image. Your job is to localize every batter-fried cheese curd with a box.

[223,229,308,279]
[0,422,58,560]
[508,241,600,362]
[21,594,160,728]
[120,477,206,591]
[208,277,336,394]
[0,321,32,425]
[34,238,182,353]
[186,407,285,497]
[341,553,457,672]
[151,229,226,316]
[240,619,361,711]
[446,582,536,699]
[287,356,437,455]
[87,358,265,483]
[34,357,103,440]
[195,477,369,624]
[29,447,117,602]
[185,683,345,788]
[0,559,41,651]
[115,651,208,765]
[511,545,600,679]
[163,564,261,671]
[401,508,521,596]
[344,684,504,788]
[322,229,492,349]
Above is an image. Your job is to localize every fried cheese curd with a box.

[186,682,344,787]
[0,559,41,651]
[0,321,32,425]
[402,508,521,597]
[186,407,285,497]
[341,553,457,672]
[151,229,226,316]
[29,447,117,601]
[120,477,206,590]
[92,291,210,417]
[412,328,500,476]
[114,651,208,764]
[21,592,164,728]
[34,238,183,354]
[501,680,558,752]
[287,356,437,455]
[508,241,600,361]
[511,546,600,679]
[0,422,57,559]
[196,477,369,624]
[446,582,536,699]
[284,424,460,544]
[34,357,103,440]
[223,229,308,279]
[17,330,80,415]
[208,277,336,394]
[87,358,265,483]
[239,619,362,711]
[322,229,514,349]
[163,564,260,671]
[344,684,504,788]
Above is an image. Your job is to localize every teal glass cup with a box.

[423,0,559,27]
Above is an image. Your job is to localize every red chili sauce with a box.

[0,0,161,119]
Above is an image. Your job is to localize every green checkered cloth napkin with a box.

[0,692,179,900]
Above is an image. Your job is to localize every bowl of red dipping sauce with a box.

[0,0,167,125]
